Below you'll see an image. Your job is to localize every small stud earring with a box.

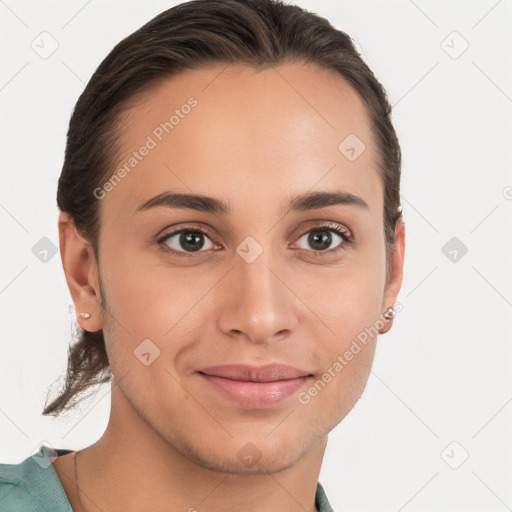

[79,312,91,319]
[383,307,395,319]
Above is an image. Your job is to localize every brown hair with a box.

[43,0,402,417]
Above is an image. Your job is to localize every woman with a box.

[0,0,404,510]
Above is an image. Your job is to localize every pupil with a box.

[180,231,204,252]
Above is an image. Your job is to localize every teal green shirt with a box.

[0,445,335,511]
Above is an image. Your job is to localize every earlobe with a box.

[58,212,103,332]
[379,307,395,335]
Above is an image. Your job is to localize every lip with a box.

[197,364,313,408]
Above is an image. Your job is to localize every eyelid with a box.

[155,221,216,240]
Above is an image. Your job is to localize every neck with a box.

[74,384,326,512]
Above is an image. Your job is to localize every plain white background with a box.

[1,1,511,511]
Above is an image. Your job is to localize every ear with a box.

[58,211,103,332]
[379,217,405,334]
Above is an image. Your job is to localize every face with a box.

[73,62,404,473]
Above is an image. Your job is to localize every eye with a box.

[157,227,219,257]
[156,221,353,259]
[293,222,353,256]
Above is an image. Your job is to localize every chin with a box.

[172,428,324,475]
[190,449,302,475]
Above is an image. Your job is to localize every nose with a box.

[216,248,298,345]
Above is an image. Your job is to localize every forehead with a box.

[101,61,382,221]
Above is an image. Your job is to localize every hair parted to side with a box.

[43,0,402,417]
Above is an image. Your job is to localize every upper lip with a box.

[197,364,312,382]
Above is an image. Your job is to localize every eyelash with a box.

[156,221,354,258]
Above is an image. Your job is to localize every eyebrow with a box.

[135,190,369,216]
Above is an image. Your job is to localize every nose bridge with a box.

[238,244,275,304]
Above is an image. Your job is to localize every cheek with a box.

[99,241,190,329]
[295,269,383,419]
[308,245,386,341]
[296,249,384,412]
[315,279,380,385]
[297,339,377,433]
[98,246,221,372]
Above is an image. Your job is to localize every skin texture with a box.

[53,62,405,512]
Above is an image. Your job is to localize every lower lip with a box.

[199,373,311,408]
